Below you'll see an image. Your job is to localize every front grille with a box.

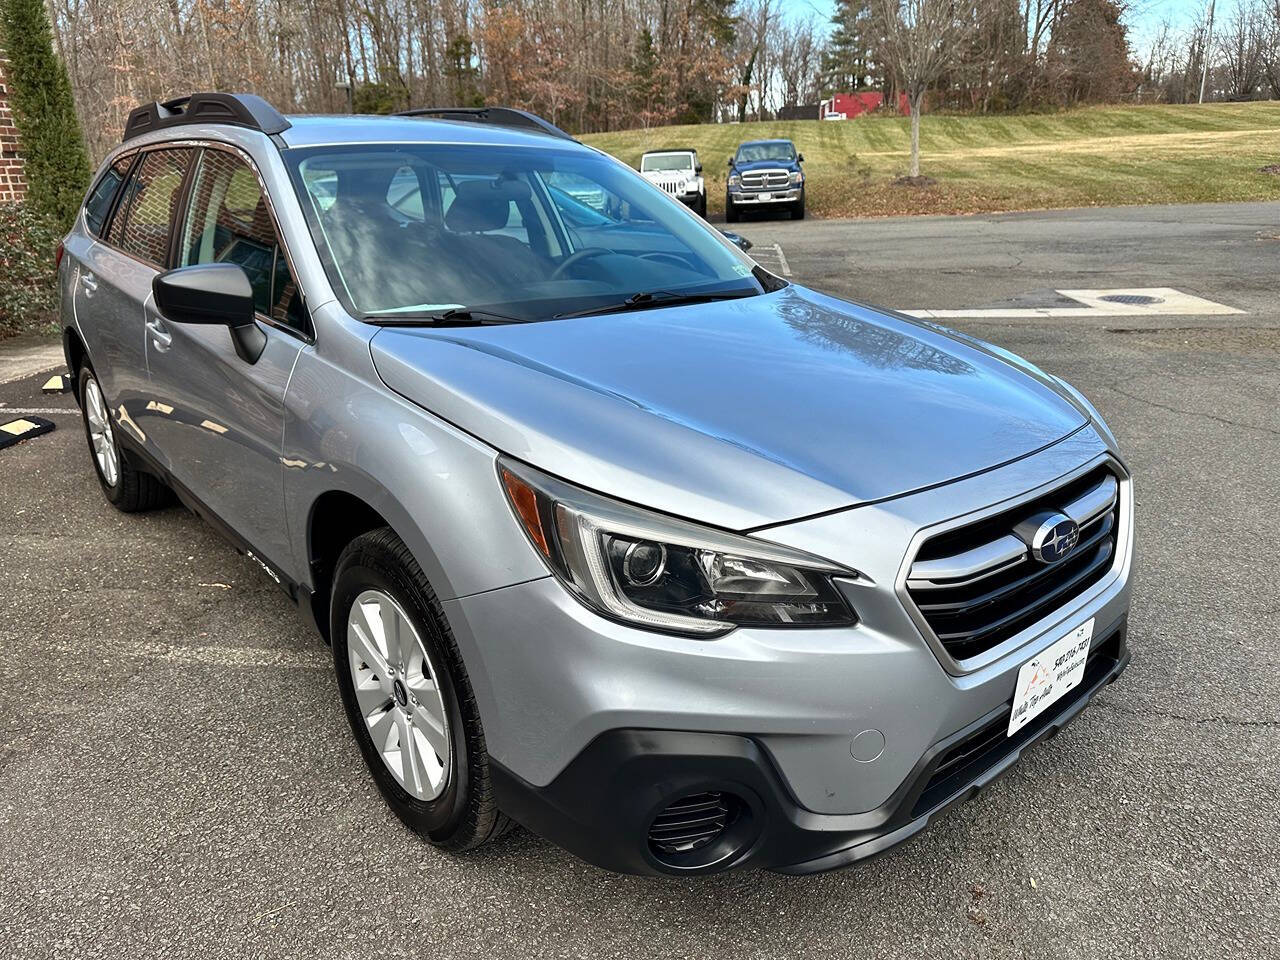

[658,180,680,195]
[905,464,1122,663]
[740,169,790,190]
[911,627,1122,817]
[648,792,733,855]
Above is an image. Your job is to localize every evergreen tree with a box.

[822,0,876,93]
[0,0,90,227]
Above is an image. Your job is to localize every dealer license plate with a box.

[1007,618,1094,737]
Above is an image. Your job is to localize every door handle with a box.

[146,317,172,351]
[80,272,97,297]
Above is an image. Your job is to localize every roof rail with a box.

[394,106,575,142]
[123,93,291,143]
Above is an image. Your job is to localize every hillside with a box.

[582,102,1280,218]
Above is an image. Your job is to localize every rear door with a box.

[143,145,307,570]
[70,149,194,455]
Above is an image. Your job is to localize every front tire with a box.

[725,196,739,223]
[696,193,707,218]
[791,190,806,220]
[331,527,510,850]
[78,365,169,512]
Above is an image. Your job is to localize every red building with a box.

[819,92,910,120]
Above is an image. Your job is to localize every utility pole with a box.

[1198,0,1216,104]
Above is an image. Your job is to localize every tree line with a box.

[36,0,1280,161]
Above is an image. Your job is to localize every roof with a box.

[640,148,699,155]
[278,114,582,150]
[737,138,795,148]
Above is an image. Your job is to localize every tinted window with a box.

[735,142,796,164]
[84,155,133,236]
[180,149,305,332]
[117,149,191,266]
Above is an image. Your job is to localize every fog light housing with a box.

[647,790,755,870]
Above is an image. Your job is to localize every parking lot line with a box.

[773,243,792,276]
[902,287,1244,319]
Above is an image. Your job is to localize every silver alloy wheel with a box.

[347,589,451,801]
[84,376,119,488]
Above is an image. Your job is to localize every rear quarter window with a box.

[83,155,134,237]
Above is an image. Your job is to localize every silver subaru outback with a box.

[60,93,1132,876]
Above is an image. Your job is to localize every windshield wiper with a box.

[366,307,524,327]
[554,288,756,320]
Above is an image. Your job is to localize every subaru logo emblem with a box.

[1031,513,1080,564]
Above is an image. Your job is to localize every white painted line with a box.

[774,243,792,277]
[901,288,1243,320]
[0,406,77,416]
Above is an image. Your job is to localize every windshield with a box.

[285,143,759,321]
[641,153,694,172]
[735,142,796,164]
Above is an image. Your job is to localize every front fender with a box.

[281,305,549,603]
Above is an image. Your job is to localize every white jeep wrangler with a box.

[638,149,706,218]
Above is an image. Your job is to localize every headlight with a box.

[728,173,741,187]
[499,459,858,636]
[790,171,803,184]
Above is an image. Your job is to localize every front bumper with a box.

[442,428,1133,874]
[729,187,801,204]
[491,617,1128,875]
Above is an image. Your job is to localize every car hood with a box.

[370,286,1087,530]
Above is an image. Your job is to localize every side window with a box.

[83,155,133,237]
[180,149,306,333]
[387,166,424,221]
[117,148,191,266]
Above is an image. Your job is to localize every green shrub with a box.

[0,0,91,228]
[0,202,61,338]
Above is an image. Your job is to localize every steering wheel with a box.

[637,251,690,269]
[551,247,613,281]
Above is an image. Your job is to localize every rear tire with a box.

[331,527,511,851]
[78,365,169,512]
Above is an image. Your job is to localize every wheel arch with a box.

[63,325,88,403]
[305,489,395,643]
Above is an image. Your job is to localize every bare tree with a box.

[1218,0,1265,99]
[874,0,979,177]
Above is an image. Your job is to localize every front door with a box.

[144,146,308,571]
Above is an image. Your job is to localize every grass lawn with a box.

[582,102,1280,218]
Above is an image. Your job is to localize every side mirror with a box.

[152,263,265,364]
[797,153,805,163]
[719,230,752,252]
[727,158,734,168]
[695,162,703,174]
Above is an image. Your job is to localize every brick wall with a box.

[0,56,27,203]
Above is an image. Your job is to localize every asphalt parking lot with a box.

[2,202,1277,959]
